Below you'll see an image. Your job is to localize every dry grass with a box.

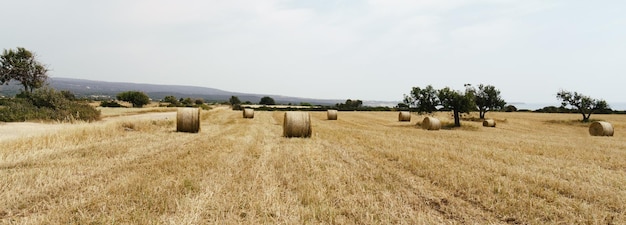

[98,106,176,118]
[1,109,625,224]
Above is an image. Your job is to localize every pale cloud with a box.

[1,0,625,105]
[448,19,520,51]
[367,0,473,14]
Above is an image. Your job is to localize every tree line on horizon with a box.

[0,47,618,123]
[402,84,611,126]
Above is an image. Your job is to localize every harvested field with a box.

[1,108,625,224]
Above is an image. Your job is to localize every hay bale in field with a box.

[398,111,411,122]
[243,108,254,119]
[589,121,614,136]
[483,119,496,127]
[283,111,312,138]
[177,108,201,133]
[422,117,441,130]
[327,110,338,120]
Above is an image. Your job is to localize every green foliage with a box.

[0,47,48,93]
[162,95,179,105]
[181,97,193,106]
[534,106,572,113]
[335,99,363,110]
[100,100,124,107]
[474,84,506,119]
[161,95,189,107]
[160,96,205,108]
[404,85,438,114]
[556,90,609,122]
[198,104,212,110]
[0,88,100,122]
[116,91,150,108]
[229,96,241,105]
[504,105,518,112]
[404,84,476,127]
[438,86,475,127]
[396,103,409,110]
[60,90,76,101]
[259,96,275,105]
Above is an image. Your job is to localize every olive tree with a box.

[438,86,475,127]
[474,84,506,119]
[117,91,150,108]
[0,47,49,93]
[403,85,439,114]
[556,90,609,122]
[404,85,475,127]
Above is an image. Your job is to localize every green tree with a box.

[0,47,49,93]
[229,96,241,105]
[556,90,609,122]
[504,105,517,112]
[162,95,179,106]
[403,85,439,114]
[60,90,76,101]
[404,85,475,127]
[438,86,475,127]
[181,97,193,106]
[259,96,275,105]
[116,91,150,108]
[335,99,363,110]
[474,84,506,119]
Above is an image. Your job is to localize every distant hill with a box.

[0,77,350,106]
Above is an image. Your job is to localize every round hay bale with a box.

[177,108,201,133]
[327,110,338,120]
[422,117,441,130]
[483,119,496,127]
[589,121,614,136]
[283,111,312,138]
[243,108,254,119]
[398,111,411,122]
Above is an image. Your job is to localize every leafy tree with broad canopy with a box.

[259,96,275,105]
[229,96,241,105]
[438,86,475,127]
[162,95,179,104]
[405,84,476,127]
[474,84,506,119]
[117,91,150,108]
[0,47,49,93]
[556,90,609,122]
[403,85,439,114]
[336,99,363,110]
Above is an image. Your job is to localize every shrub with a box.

[198,104,212,110]
[100,100,125,108]
[504,105,517,112]
[0,88,100,122]
[117,91,150,108]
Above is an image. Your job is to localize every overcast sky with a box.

[2,0,625,105]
